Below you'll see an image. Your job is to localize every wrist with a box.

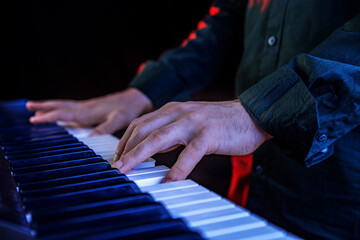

[123,88,154,114]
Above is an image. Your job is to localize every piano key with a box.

[3,135,78,152]
[73,219,199,240]
[141,179,199,193]
[126,165,170,177]
[14,161,111,183]
[36,203,172,239]
[6,145,90,161]
[30,193,154,223]
[0,123,59,135]
[0,128,69,143]
[23,181,141,210]
[211,225,287,240]
[128,170,169,187]
[161,191,222,209]
[199,215,267,238]
[151,185,209,201]
[0,127,65,142]
[11,155,104,174]
[21,175,129,198]
[18,169,122,190]
[6,145,91,161]
[2,133,72,146]
[169,198,238,218]
[4,142,84,156]
[9,149,96,168]
[185,207,250,227]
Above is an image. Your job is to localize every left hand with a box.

[112,99,272,182]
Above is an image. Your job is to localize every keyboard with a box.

[0,99,299,240]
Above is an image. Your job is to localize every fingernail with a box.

[113,153,119,162]
[161,178,173,184]
[112,159,123,169]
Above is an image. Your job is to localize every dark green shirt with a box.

[130,0,360,238]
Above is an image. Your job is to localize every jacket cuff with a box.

[239,65,331,167]
[129,61,188,109]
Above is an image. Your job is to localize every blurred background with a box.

[3,0,216,100]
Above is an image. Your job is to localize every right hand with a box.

[26,88,153,135]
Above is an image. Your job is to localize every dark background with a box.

[3,0,232,197]
[4,0,215,100]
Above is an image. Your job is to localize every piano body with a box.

[0,99,300,240]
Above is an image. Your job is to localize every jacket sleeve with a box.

[129,0,247,109]
[239,14,360,167]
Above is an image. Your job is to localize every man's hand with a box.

[26,88,153,135]
[112,100,272,182]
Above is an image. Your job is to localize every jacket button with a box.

[317,134,327,143]
[256,165,264,174]
[267,36,277,46]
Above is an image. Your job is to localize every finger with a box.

[113,122,187,173]
[162,135,207,183]
[120,111,182,157]
[34,111,46,116]
[26,100,75,112]
[91,113,128,136]
[29,109,75,124]
[113,108,178,162]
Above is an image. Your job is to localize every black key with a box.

[36,203,171,239]
[23,181,140,210]
[5,142,83,156]
[9,149,96,168]
[0,128,68,143]
[14,161,110,183]
[12,155,103,174]
[21,175,129,198]
[73,219,196,240]
[31,193,154,223]
[6,145,90,160]
[154,232,204,240]
[3,136,77,152]
[3,133,72,146]
[18,169,121,190]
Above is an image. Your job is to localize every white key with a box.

[128,171,168,187]
[163,191,221,209]
[141,179,198,193]
[126,165,169,177]
[65,127,93,138]
[133,159,156,169]
[151,185,209,201]
[212,225,286,240]
[200,215,267,238]
[187,207,249,227]
[170,199,236,218]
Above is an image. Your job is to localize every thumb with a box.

[29,109,74,124]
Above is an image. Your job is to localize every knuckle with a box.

[185,111,204,123]
[170,102,187,112]
[164,101,177,108]
[132,123,146,137]
[129,118,142,128]
[150,128,169,142]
